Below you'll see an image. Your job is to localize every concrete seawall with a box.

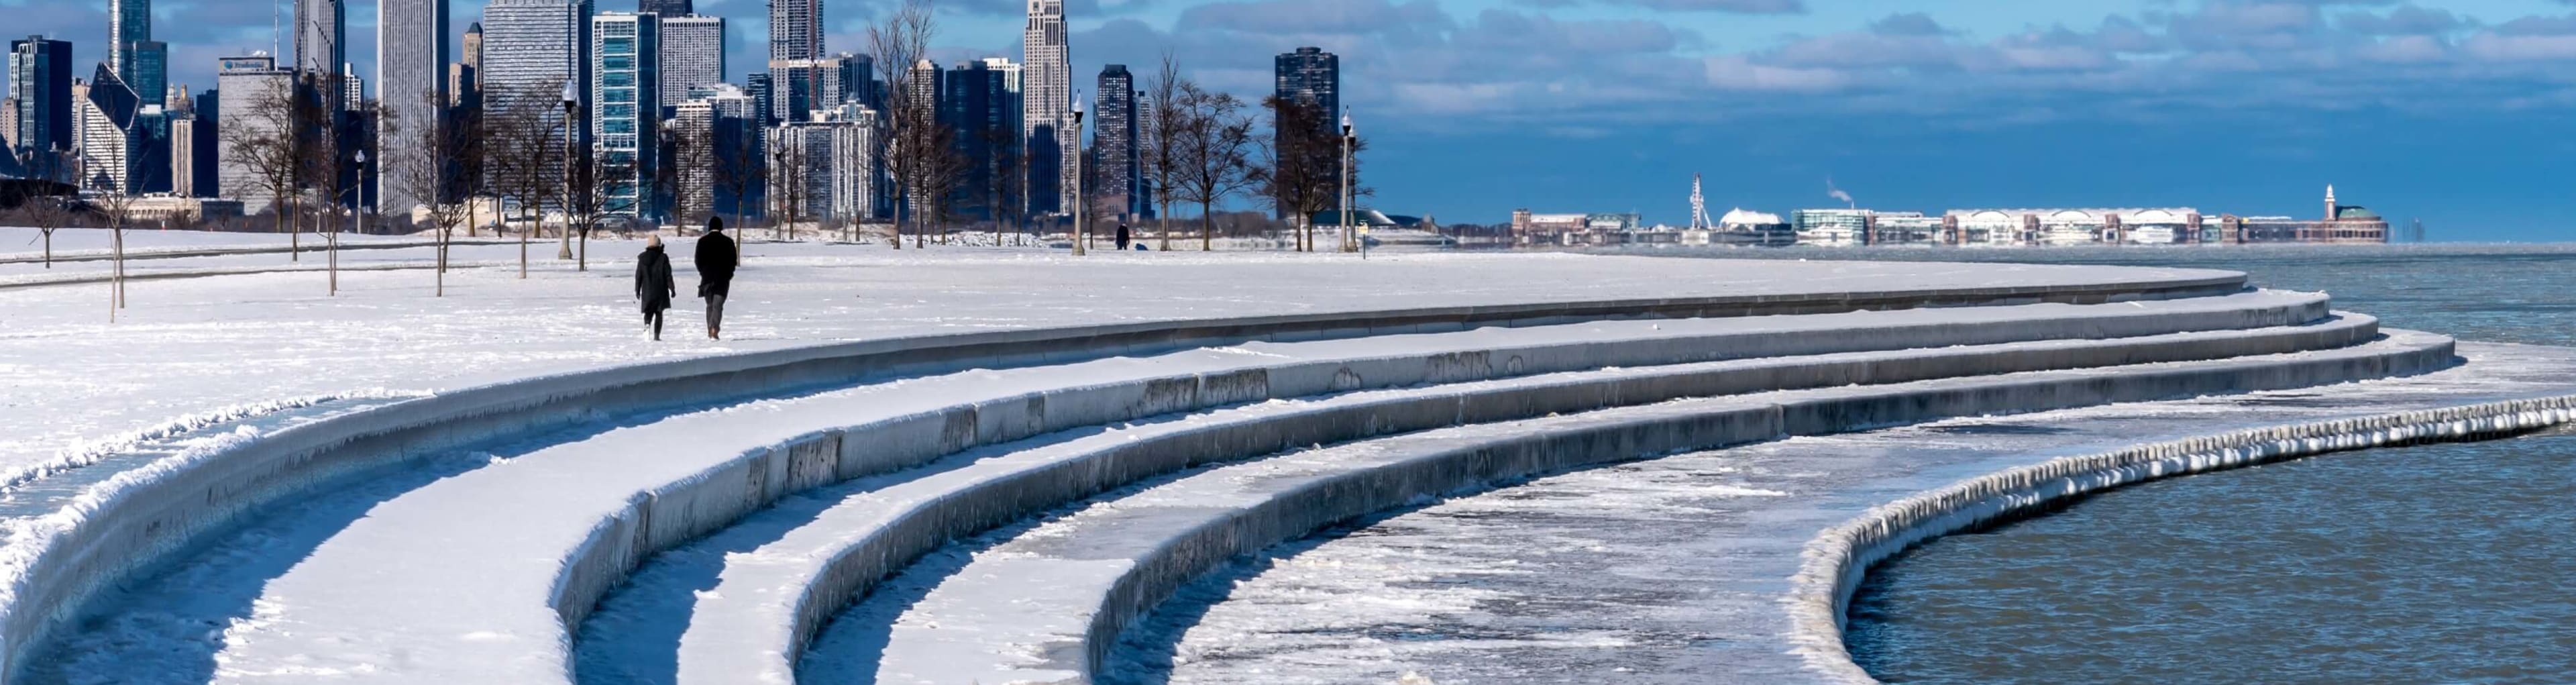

[849,332,2459,684]
[1782,394,2576,684]
[0,274,2257,682]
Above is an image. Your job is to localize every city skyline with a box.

[3,2,2575,238]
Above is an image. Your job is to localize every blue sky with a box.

[18,0,2576,239]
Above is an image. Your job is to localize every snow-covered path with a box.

[1104,341,2576,685]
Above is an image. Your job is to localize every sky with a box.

[14,0,2576,240]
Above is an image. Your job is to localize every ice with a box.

[1122,342,2576,685]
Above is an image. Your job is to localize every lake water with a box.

[1656,244,2576,684]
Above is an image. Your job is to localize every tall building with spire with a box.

[1022,0,1071,215]
[378,0,449,211]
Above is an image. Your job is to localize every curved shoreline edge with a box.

[1784,395,2576,684]
[0,272,2249,682]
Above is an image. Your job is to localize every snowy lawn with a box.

[0,229,2238,478]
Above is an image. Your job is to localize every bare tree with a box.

[292,74,356,295]
[486,83,567,278]
[710,119,763,235]
[767,131,811,242]
[667,119,716,231]
[15,177,71,267]
[1258,95,1341,252]
[89,189,136,316]
[869,0,936,250]
[455,101,490,239]
[1144,52,1187,251]
[222,77,304,259]
[977,124,1024,246]
[1165,85,1257,252]
[391,87,473,296]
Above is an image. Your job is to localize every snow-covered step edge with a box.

[555,293,2343,635]
[1782,390,2576,685]
[0,275,2259,682]
[863,329,2461,685]
[655,315,2393,685]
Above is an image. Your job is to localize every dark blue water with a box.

[1638,244,2576,684]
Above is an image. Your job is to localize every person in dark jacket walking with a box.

[634,235,677,340]
[1115,222,1131,251]
[695,217,739,339]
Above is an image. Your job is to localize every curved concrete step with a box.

[850,329,2457,685]
[606,315,2393,685]
[0,276,2261,682]
[30,293,2322,684]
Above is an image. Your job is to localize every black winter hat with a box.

[707,216,725,233]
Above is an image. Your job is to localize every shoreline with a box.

[1784,394,2576,684]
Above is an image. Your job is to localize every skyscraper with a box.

[9,36,74,170]
[944,58,1020,222]
[109,0,152,95]
[482,0,594,194]
[658,15,724,110]
[592,12,659,221]
[839,53,877,109]
[767,0,822,121]
[463,21,484,72]
[639,0,690,14]
[217,53,293,209]
[1093,65,1138,221]
[1275,46,1339,131]
[769,56,843,122]
[378,0,449,212]
[745,72,773,125]
[297,0,347,81]
[1021,0,1071,215]
[73,64,142,194]
[129,41,166,105]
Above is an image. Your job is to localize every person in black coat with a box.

[1115,222,1131,251]
[635,235,677,340]
[695,217,740,340]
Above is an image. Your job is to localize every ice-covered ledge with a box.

[1784,392,2576,684]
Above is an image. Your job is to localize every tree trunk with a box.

[41,230,50,268]
[519,205,531,279]
[1200,202,1214,252]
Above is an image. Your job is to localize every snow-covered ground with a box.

[0,228,2237,479]
[1106,341,2576,685]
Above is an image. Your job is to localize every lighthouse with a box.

[2324,185,2338,221]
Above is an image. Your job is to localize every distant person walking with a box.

[634,235,676,341]
[696,217,739,340]
[1115,222,1132,251]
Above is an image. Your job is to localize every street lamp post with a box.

[559,81,578,261]
[1071,91,1087,257]
[1340,109,1355,254]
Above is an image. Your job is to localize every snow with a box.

[0,233,2242,480]
[1116,341,2576,685]
[0,230,2292,683]
[603,316,2405,685]
[25,288,2334,684]
[822,329,2453,685]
